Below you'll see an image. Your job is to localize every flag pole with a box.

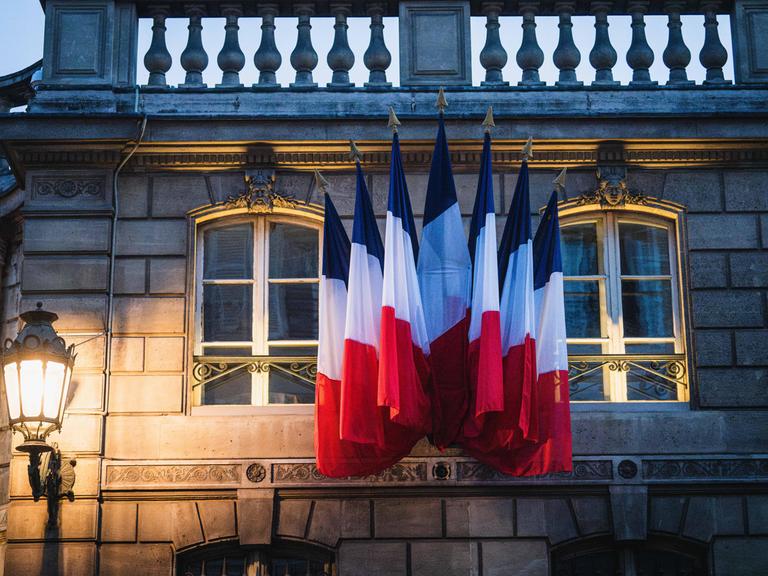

[349,139,363,163]
[388,107,401,133]
[482,106,495,134]
[521,136,533,162]
[436,87,447,117]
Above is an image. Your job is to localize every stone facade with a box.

[0,0,767,574]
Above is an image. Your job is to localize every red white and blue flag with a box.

[316,193,392,477]
[468,190,572,475]
[417,115,472,449]
[497,159,538,445]
[378,130,432,435]
[463,131,504,438]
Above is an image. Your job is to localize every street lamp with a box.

[1,302,76,525]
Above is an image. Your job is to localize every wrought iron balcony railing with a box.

[192,353,688,404]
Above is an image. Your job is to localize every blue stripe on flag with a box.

[351,161,384,269]
[498,161,532,289]
[388,133,419,260]
[468,132,495,265]
[533,190,563,290]
[323,192,351,286]
[423,116,458,228]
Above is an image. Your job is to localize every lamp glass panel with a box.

[20,360,44,418]
[43,361,65,419]
[59,366,72,421]
[3,363,20,420]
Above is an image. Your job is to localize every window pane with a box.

[225,557,245,576]
[204,225,253,279]
[269,223,318,279]
[269,284,319,340]
[204,284,252,341]
[269,345,318,356]
[561,223,599,276]
[205,559,224,576]
[203,367,251,405]
[269,371,315,404]
[564,280,601,338]
[202,346,252,357]
[621,280,673,337]
[619,223,670,275]
[624,343,676,354]
[181,560,202,576]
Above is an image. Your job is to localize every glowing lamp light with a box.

[1,303,75,454]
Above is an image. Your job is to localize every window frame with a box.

[189,203,325,411]
[557,197,691,404]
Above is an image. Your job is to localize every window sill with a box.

[190,404,315,416]
[570,401,689,412]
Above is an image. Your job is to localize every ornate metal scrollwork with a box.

[192,355,318,390]
[576,166,648,207]
[225,169,297,212]
[568,354,688,400]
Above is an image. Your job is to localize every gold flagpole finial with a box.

[482,106,495,133]
[553,167,567,192]
[349,140,363,163]
[314,169,330,195]
[388,107,401,133]
[521,136,534,161]
[436,87,448,114]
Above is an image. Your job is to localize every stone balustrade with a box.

[136,0,736,88]
[26,0,768,113]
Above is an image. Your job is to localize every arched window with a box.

[178,541,334,576]
[552,535,708,575]
[192,204,323,407]
[559,196,689,402]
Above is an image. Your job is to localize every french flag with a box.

[340,162,387,447]
[469,191,572,476]
[378,126,432,435]
[417,114,472,449]
[463,129,504,438]
[496,159,538,445]
[316,193,390,477]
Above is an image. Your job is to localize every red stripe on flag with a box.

[316,373,405,478]
[340,338,384,446]
[462,369,572,476]
[378,305,431,434]
[428,315,470,449]
[463,310,504,438]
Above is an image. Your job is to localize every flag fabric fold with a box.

[378,132,432,435]
[496,160,539,445]
[463,132,504,439]
[466,191,572,476]
[417,116,472,449]
[316,194,401,477]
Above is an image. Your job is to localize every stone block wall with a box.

[1,160,767,575]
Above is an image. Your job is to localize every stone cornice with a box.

[9,139,768,171]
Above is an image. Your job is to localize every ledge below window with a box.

[191,404,315,416]
[570,401,690,412]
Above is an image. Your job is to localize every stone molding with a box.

[13,141,768,171]
[101,456,768,489]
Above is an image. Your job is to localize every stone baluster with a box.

[180,5,208,87]
[516,2,545,86]
[626,1,656,85]
[217,4,245,87]
[290,4,319,88]
[480,2,508,86]
[253,4,281,87]
[553,1,582,86]
[663,0,694,85]
[143,6,172,86]
[699,1,730,84]
[589,1,619,85]
[364,2,392,87]
[327,3,355,87]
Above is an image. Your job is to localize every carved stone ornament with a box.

[246,463,267,483]
[34,178,104,199]
[105,464,241,485]
[457,460,614,481]
[226,168,296,212]
[272,462,427,483]
[576,166,648,207]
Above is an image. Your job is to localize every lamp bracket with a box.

[28,444,76,527]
